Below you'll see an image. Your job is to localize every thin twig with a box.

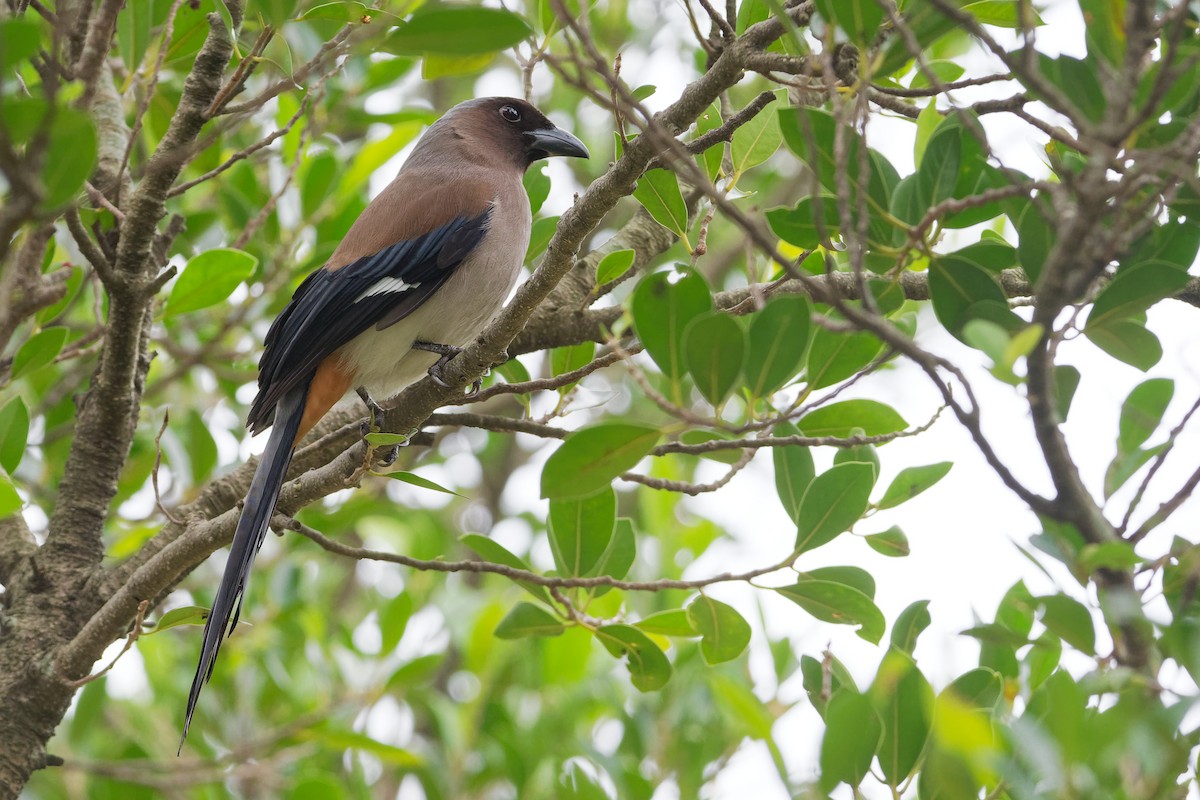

[287,517,801,592]
[61,601,149,688]
[153,410,184,525]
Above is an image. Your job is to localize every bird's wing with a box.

[246,189,494,434]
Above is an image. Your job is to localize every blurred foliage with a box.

[3,0,1200,798]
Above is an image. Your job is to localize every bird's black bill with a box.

[527,127,589,160]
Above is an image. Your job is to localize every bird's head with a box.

[426,96,590,171]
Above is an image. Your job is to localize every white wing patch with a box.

[354,276,421,303]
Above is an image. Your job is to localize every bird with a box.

[180,97,588,748]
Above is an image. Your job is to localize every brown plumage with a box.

[181,97,587,748]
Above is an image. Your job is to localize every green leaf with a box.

[929,252,1012,336]
[548,487,616,577]
[596,624,672,691]
[526,215,560,261]
[802,565,876,599]
[914,101,943,168]
[165,249,258,317]
[11,327,68,379]
[871,651,935,786]
[1055,364,1081,420]
[0,471,20,517]
[380,470,463,497]
[147,605,209,633]
[805,325,884,389]
[910,60,966,90]
[773,422,815,523]
[798,399,908,439]
[963,0,1045,27]
[1079,541,1142,571]
[422,52,495,79]
[1027,633,1061,690]
[42,107,98,209]
[595,248,636,285]
[730,96,782,176]
[814,0,885,44]
[340,123,424,195]
[744,294,811,397]
[632,84,657,101]
[877,462,953,509]
[766,197,841,249]
[384,7,532,55]
[551,341,595,392]
[1124,219,1200,271]
[1039,594,1096,654]
[300,150,339,218]
[308,726,423,768]
[891,600,932,655]
[686,596,751,664]
[866,526,910,557]
[1,20,40,72]
[495,602,566,639]
[0,397,30,474]
[1079,0,1126,65]
[962,314,1009,359]
[1016,202,1055,284]
[540,423,661,499]
[778,109,897,244]
[802,652,858,717]
[1036,54,1108,123]
[379,593,412,653]
[917,118,962,207]
[1084,318,1162,371]
[1117,378,1173,454]
[633,169,689,240]
[833,433,879,485]
[363,432,411,447]
[630,267,713,380]
[877,0,978,76]
[523,163,551,215]
[777,580,886,643]
[708,672,775,739]
[461,534,550,605]
[635,609,698,637]
[693,101,725,181]
[115,1,152,69]
[496,358,532,388]
[945,667,1003,709]
[297,1,372,21]
[796,462,875,552]
[1086,264,1191,331]
[588,518,636,591]
[819,689,882,790]
[683,312,745,406]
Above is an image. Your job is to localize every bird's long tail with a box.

[179,385,307,751]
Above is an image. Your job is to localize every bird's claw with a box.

[356,386,387,433]
[426,361,455,389]
[414,340,484,395]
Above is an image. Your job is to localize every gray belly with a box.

[336,223,527,400]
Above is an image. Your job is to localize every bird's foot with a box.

[379,443,401,466]
[412,340,482,395]
[356,387,401,463]
[357,387,386,434]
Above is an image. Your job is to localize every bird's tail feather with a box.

[179,385,307,752]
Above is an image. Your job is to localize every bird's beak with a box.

[527,127,590,160]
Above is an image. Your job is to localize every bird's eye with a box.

[500,105,521,123]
